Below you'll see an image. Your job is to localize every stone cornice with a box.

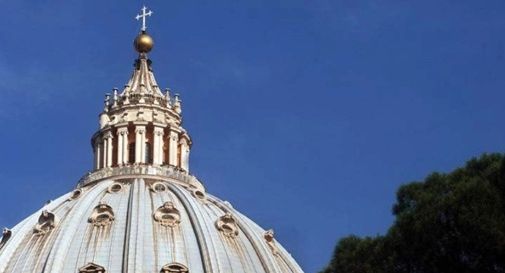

[76,165,203,190]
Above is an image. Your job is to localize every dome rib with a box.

[209,198,275,273]
[165,183,212,272]
[43,181,112,273]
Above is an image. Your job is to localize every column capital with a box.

[180,138,190,146]
[102,131,113,140]
[169,131,179,141]
[154,127,165,136]
[117,126,129,135]
[135,126,146,134]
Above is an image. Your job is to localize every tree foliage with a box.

[320,153,505,273]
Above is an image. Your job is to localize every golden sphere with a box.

[134,32,154,53]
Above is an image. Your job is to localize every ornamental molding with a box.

[117,127,129,135]
[135,126,146,134]
[216,212,239,238]
[178,137,189,145]
[88,202,115,227]
[34,210,57,236]
[0,228,12,249]
[154,127,165,136]
[153,202,181,227]
[264,229,280,256]
[77,165,202,189]
[102,131,113,139]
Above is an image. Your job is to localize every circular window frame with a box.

[70,189,82,200]
[152,182,167,193]
[108,183,123,193]
[191,188,207,201]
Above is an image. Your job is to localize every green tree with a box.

[320,154,505,273]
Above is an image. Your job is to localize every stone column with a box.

[117,127,129,165]
[123,130,129,165]
[153,127,164,165]
[94,139,101,170]
[135,126,146,164]
[101,134,108,169]
[168,130,179,166]
[117,130,123,166]
[179,138,190,172]
[105,131,113,168]
[141,128,147,163]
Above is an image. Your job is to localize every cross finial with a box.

[136,6,153,32]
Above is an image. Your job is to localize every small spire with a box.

[104,93,111,112]
[173,93,181,114]
[112,88,119,108]
[165,88,172,107]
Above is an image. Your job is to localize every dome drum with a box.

[91,122,191,172]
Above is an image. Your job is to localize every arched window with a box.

[88,202,115,227]
[145,142,152,163]
[153,202,181,227]
[160,263,188,273]
[128,142,135,164]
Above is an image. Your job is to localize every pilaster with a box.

[179,137,190,172]
[153,126,165,165]
[117,126,129,165]
[94,139,101,170]
[168,128,180,166]
[135,125,146,164]
[104,131,114,168]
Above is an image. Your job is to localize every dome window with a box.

[88,202,115,227]
[160,263,189,273]
[33,210,57,236]
[70,189,83,200]
[151,182,167,192]
[108,183,123,193]
[79,262,106,273]
[191,188,207,202]
[215,212,239,238]
[153,202,181,227]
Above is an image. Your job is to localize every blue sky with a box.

[1,1,505,272]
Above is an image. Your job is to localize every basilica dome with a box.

[0,7,303,273]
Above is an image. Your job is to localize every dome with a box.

[0,6,304,273]
[0,167,303,272]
